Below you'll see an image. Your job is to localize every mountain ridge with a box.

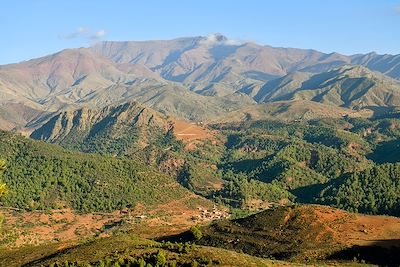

[1,35,400,131]
[254,65,400,109]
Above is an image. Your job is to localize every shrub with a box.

[189,226,202,241]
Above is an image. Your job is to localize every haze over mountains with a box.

[1,33,400,132]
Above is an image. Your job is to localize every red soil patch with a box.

[0,208,122,248]
[0,194,217,247]
[309,206,400,247]
[128,195,223,239]
[171,119,213,143]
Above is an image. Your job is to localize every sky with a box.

[1,0,400,64]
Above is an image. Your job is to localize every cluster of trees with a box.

[213,171,292,208]
[44,243,211,267]
[0,159,6,199]
[54,123,184,160]
[318,164,400,216]
[212,117,400,216]
[250,141,369,189]
[1,115,400,218]
[0,131,188,212]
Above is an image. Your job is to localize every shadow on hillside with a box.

[218,158,265,174]
[327,239,400,266]
[156,230,194,244]
[290,183,328,203]
[367,139,400,164]
[365,106,400,119]
[290,176,344,203]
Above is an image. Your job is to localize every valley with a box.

[0,32,399,266]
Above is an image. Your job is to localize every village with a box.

[192,205,230,222]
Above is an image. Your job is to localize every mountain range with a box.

[1,34,400,132]
[2,34,400,266]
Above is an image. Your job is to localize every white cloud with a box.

[59,27,107,43]
[199,33,245,46]
[394,5,400,14]
[59,27,89,39]
[90,30,107,41]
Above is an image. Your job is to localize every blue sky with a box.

[1,0,399,64]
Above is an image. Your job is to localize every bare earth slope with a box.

[193,205,400,265]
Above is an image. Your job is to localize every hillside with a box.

[30,101,172,154]
[317,163,400,215]
[91,35,400,90]
[0,235,301,267]
[28,99,400,217]
[1,36,400,130]
[255,66,400,110]
[3,205,397,266]
[0,46,253,129]
[185,205,400,265]
[208,117,400,213]
[351,52,400,80]
[0,130,209,213]
[212,100,373,123]
[90,35,351,85]
[27,97,400,218]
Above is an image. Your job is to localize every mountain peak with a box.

[335,65,388,80]
[209,33,228,42]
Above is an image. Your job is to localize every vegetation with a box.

[318,164,400,216]
[209,117,400,215]
[189,226,202,241]
[0,235,283,267]
[6,114,400,217]
[0,131,193,212]
[165,205,400,266]
[213,171,293,208]
[0,159,7,198]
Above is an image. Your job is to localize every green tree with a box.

[155,251,167,267]
[0,159,7,198]
[190,226,203,240]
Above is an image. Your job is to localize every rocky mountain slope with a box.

[254,66,400,110]
[351,52,400,80]
[30,100,168,144]
[0,46,252,129]
[29,101,182,161]
[212,100,373,123]
[1,35,400,131]
[91,34,400,84]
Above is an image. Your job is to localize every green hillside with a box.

[0,234,298,267]
[0,131,200,213]
[210,117,400,215]
[317,163,400,215]
[27,103,400,217]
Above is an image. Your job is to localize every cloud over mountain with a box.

[59,27,107,43]
[199,33,245,46]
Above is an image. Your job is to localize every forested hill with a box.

[0,131,206,212]
[209,116,400,216]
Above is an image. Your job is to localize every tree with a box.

[0,159,7,198]
[190,226,203,240]
[155,251,167,267]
